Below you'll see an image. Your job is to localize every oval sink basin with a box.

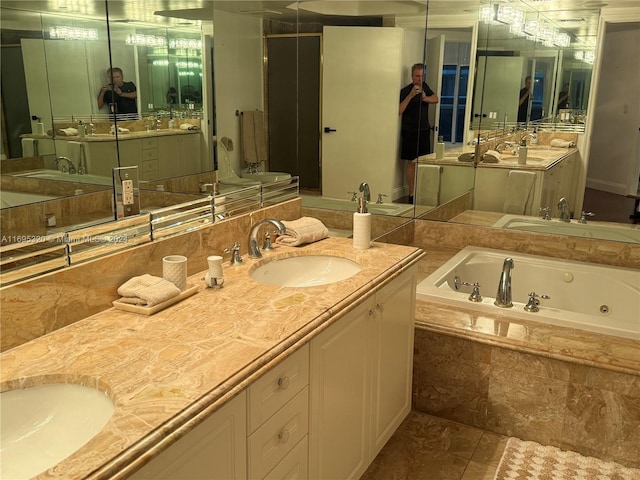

[250,255,361,287]
[0,383,114,479]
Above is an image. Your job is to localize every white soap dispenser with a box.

[435,136,445,159]
[353,197,371,250]
[530,127,538,146]
[518,139,528,165]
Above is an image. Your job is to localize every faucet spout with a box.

[249,218,286,258]
[54,156,77,174]
[359,182,371,202]
[557,197,571,222]
[494,258,514,308]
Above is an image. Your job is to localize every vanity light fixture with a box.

[169,38,202,50]
[125,34,166,47]
[49,26,98,41]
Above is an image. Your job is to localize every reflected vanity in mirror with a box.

[1,0,638,287]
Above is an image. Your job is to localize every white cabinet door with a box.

[178,134,202,176]
[309,297,374,480]
[129,391,247,480]
[369,268,416,458]
[309,266,417,480]
[157,136,180,179]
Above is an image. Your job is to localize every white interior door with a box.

[425,34,445,148]
[322,26,402,200]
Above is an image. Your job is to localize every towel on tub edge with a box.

[550,138,576,148]
[275,217,329,247]
[117,274,180,307]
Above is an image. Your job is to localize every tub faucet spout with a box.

[494,258,514,308]
[359,182,371,202]
[557,197,571,222]
[249,218,286,258]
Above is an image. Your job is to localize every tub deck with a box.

[414,247,640,376]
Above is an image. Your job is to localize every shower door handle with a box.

[324,127,337,133]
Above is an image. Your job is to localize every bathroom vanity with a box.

[0,237,423,480]
[420,145,578,215]
[45,130,203,181]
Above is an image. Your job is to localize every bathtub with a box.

[301,195,413,216]
[492,214,640,243]
[15,170,113,186]
[0,191,60,208]
[416,246,640,340]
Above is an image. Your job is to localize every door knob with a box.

[324,127,337,133]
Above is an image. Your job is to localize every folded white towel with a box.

[180,123,199,131]
[482,150,502,163]
[117,274,181,307]
[109,126,130,134]
[416,165,442,205]
[458,152,475,162]
[275,217,329,246]
[57,127,78,136]
[503,170,536,214]
[550,138,576,148]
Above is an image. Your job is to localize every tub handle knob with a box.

[462,281,482,302]
[524,292,551,312]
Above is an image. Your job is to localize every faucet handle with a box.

[376,193,388,204]
[524,292,550,312]
[263,230,278,251]
[539,207,551,220]
[223,242,243,265]
[578,211,595,224]
[347,191,358,202]
[461,281,482,302]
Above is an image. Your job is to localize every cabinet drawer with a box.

[142,160,158,174]
[248,344,309,433]
[141,137,158,149]
[141,148,158,161]
[248,387,309,480]
[262,436,308,480]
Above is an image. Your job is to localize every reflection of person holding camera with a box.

[97,67,137,115]
[399,63,439,204]
[557,83,570,112]
[517,75,533,123]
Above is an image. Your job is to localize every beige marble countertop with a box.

[20,129,200,142]
[0,237,424,480]
[419,144,577,171]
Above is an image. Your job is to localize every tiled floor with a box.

[362,411,508,480]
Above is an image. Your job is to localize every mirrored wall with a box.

[1,0,637,286]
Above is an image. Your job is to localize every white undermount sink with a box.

[0,383,114,479]
[250,255,362,287]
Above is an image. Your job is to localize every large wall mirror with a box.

[1,1,638,286]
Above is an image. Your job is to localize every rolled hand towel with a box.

[58,127,79,136]
[117,274,181,307]
[458,152,475,162]
[110,126,130,134]
[482,150,502,163]
[275,217,329,246]
[180,123,199,131]
[550,138,576,148]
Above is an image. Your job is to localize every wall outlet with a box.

[122,179,134,205]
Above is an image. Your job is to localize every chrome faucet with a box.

[249,218,286,258]
[359,182,371,202]
[495,141,517,154]
[494,258,514,308]
[557,197,571,222]
[54,156,77,174]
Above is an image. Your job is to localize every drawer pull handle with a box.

[278,429,290,443]
[277,376,290,390]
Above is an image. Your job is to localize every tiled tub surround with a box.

[1,234,424,479]
[408,219,640,468]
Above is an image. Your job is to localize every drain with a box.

[599,305,610,315]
